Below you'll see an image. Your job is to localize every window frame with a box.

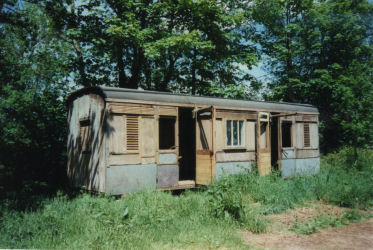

[225,119,246,149]
[79,118,91,154]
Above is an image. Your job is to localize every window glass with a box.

[239,121,244,145]
[233,120,238,145]
[226,120,244,147]
[226,120,232,146]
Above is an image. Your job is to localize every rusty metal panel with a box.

[106,164,156,194]
[157,165,179,188]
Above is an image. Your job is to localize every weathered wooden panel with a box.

[247,121,256,150]
[67,94,106,192]
[294,123,304,148]
[296,149,319,158]
[258,152,271,176]
[159,106,177,116]
[110,104,154,115]
[216,151,255,162]
[197,118,212,150]
[109,115,125,153]
[196,153,212,185]
[106,164,156,194]
[310,123,319,148]
[108,154,140,165]
[216,110,257,120]
[216,119,223,151]
[141,117,155,156]
[141,157,155,164]
[295,115,318,122]
[157,165,179,188]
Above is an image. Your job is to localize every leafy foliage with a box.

[252,0,373,152]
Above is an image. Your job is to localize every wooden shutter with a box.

[126,115,139,150]
[304,123,310,147]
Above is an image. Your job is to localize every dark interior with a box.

[271,116,279,169]
[178,108,196,180]
[281,121,292,148]
[159,116,176,149]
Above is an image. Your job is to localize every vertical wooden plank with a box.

[247,121,256,150]
[211,107,216,183]
[310,123,319,148]
[154,106,159,164]
[277,118,282,170]
[175,108,179,159]
[141,117,155,157]
[216,119,223,151]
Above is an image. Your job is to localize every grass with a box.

[290,210,372,235]
[0,147,372,248]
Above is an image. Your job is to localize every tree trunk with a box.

[117,48,127,88]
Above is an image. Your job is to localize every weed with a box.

[290,210,370,235]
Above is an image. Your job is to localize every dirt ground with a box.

[243,203,373,250]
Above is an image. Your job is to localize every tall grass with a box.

[1,148,372,248]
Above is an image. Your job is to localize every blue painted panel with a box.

[106,164,156,195]
[295,158,320,175]
[216,162,252,180]
[281,159,296,178]
[281,158,320,177]
[157,165,179,188]
[158,153,177,164]
[282,149,295,159]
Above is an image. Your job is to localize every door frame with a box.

[257,112,271,175]
[195,106,216,184]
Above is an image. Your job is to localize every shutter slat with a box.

[126,115,139,150]
[304,123,310,147]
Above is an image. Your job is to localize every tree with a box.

[44,0,258,94]
[0,3,71,192]
[253,0,373,153]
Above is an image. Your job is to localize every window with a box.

[126,115,139,150]
[304,123,311,147]
[79,119,91,153]
[281,121,292,148]
[226,120,244,147]
[159,116,176,150]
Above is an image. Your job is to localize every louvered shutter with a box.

[126,115,139,150]
[304,123,311,147]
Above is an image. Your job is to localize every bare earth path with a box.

[243,204,373,250]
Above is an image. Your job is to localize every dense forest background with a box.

[0,0,372,193]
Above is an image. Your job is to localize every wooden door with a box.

[257,112,271,175]
[195,108,215,184]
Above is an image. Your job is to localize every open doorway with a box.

[178,108,196,180]
[271,116,279,170]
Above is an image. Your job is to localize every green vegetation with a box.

[291,210,372,235]
[1,149,372,248]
